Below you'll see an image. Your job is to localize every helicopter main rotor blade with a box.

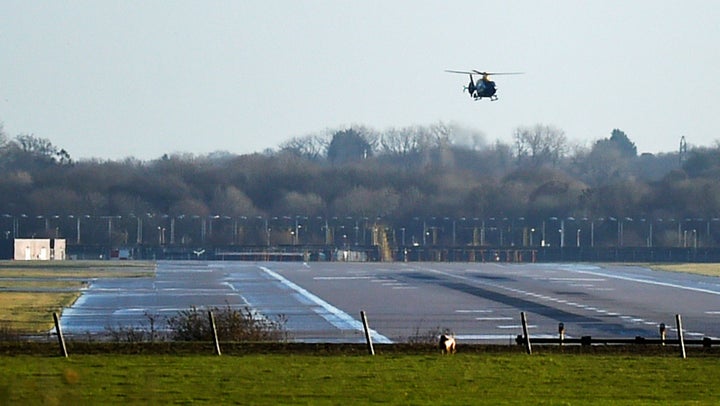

[445,70,476,75]
[473,70,524,75]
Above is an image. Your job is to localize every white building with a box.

[13,239,66,260]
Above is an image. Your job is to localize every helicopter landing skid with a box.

[474,95,498,101]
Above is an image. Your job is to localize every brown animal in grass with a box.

[439,334,456,354]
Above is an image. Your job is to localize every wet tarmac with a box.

[60,261,720,343]
[60,261,387,343]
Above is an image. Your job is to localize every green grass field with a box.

[1,352,718,404]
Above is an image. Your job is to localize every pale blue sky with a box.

[1,1,718,160]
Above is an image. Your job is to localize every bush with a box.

[104,312,164,343]
[167,304,287,342]
[405,325,448,344]
[104,324,149,343]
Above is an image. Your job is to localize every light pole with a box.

[422,220,427,246]
[576,229,581,247]
[480,219,486,246]
[529,228,535,246]
[136,215,143,244]
[354,220,359,246]
[265,217,271,246]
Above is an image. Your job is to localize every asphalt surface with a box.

[61,261,720,343]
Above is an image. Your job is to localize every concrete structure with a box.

[13,239,66,260]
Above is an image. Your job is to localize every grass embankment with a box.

[0,261,155,333]
[0,352,718,404]
[647,263,720,277]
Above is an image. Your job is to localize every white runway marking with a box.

[476,317,513,321]
[570,268,720,296]
[455,309,493,313]
[313,276,372,280]
[382,282,406,287]
[259,266,392,343]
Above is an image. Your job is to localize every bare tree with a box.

[331,186,400,217]
[0,122,9,149]
[210,186,261,217]
[379,127,422,156]
[513,124,567,167]
[272,191,326,217]
[279,134,329,161]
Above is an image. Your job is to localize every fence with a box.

[5,310,714,359]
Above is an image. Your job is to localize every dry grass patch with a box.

[0,292,80,333]
[0,261,156,334]
[0,280,87,290]
[0,260,155,279]
[647,263,720,277]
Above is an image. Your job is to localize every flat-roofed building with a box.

[12,239,66,260]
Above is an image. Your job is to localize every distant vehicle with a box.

[446,69,523,101]
[110,248,132,260]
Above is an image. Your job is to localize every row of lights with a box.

[3,214,720,247]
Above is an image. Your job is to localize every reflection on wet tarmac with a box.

[61,261,379,343]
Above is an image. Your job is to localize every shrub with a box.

[167,304,287,342]
[104,324,148,343]
[405,325,447,344]
[104,312,164,343]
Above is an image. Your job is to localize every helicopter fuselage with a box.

[446,69,521,101]
[469,76,497,101]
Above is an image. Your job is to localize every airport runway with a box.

[61,261,720,343]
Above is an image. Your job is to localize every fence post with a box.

[53,312,68,358]
[209,311,221,356]
[521,311,532,355]
[360,310,375,355]
[659,323,666,346]
[675,314,686,359]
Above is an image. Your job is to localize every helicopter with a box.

[445,70,523,101]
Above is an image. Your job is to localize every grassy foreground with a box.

[1,353,718,404]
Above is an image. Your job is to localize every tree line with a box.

[1,121,719,248]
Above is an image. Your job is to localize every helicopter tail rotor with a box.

[466,75,476,97]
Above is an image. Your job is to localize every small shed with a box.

[13,239,66,260]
